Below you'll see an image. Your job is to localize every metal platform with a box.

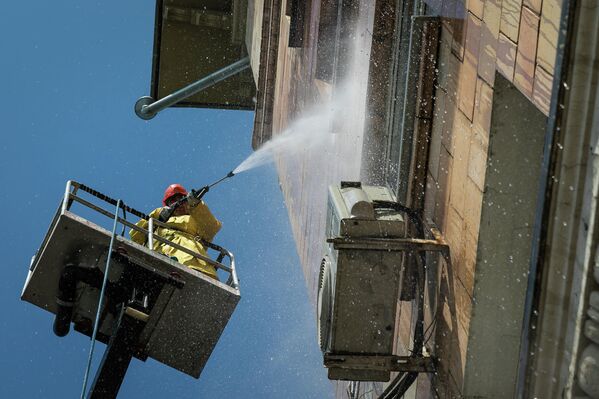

[21,181,240,379]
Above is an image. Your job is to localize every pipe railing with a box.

[60,180,238,289]
[145,216,234,274]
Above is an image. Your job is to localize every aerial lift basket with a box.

[21,181,240,383]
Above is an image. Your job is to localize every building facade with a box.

[246,0,599,397]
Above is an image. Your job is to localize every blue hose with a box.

[80,200,122,399]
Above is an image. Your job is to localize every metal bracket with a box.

[328,236,448,253]
[324,354,436,373]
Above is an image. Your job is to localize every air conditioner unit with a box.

[318,182,447,382]
[317,182,406,381]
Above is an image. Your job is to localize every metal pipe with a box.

[62,180,73,214]
[150,233,233,273]
[135,57,251,120]
[413,251,426,355]
[197,238,238,288]
[228,252,238,289]
[149,224,234,273]
[148,218,154,250]
[70,196,142,232]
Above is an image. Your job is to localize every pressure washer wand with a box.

[207,170,235,189]
[191,171,235,201]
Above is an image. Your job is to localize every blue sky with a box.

[0,2,331,398]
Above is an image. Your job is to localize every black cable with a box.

[423,236,452,349]
[371,200,442,399]
[120,202,127,236]
[75,182,150,220]
[371,200,426,239]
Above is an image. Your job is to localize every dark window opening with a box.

[315,0,340,82]
[287,0,306,47]
[384,5,439,206]
[384,0,420,200]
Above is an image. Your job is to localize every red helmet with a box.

[162,184,188,206]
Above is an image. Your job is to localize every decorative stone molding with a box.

[577,257,599,398]
[527,0,599,397]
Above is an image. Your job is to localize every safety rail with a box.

[61,180,239,289]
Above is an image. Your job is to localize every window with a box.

[315,0,339,82]
[287,0,306,47]
[384,7,438,208]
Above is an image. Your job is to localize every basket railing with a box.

[61,180,238,289]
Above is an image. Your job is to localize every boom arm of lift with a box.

[86,252,185,398]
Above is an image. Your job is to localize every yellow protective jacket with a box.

[129,201,222,279]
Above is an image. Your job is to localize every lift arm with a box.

[87,252,185,398]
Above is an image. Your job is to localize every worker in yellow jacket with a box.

[130,184,221,280]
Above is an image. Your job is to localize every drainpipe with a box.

[515,0,579,396]
[134,56,251,120]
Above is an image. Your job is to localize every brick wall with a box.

[251,0,564,396]
[423,0,563,396]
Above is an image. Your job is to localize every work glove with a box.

[158,206,175,222]
[189,186,209,206]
